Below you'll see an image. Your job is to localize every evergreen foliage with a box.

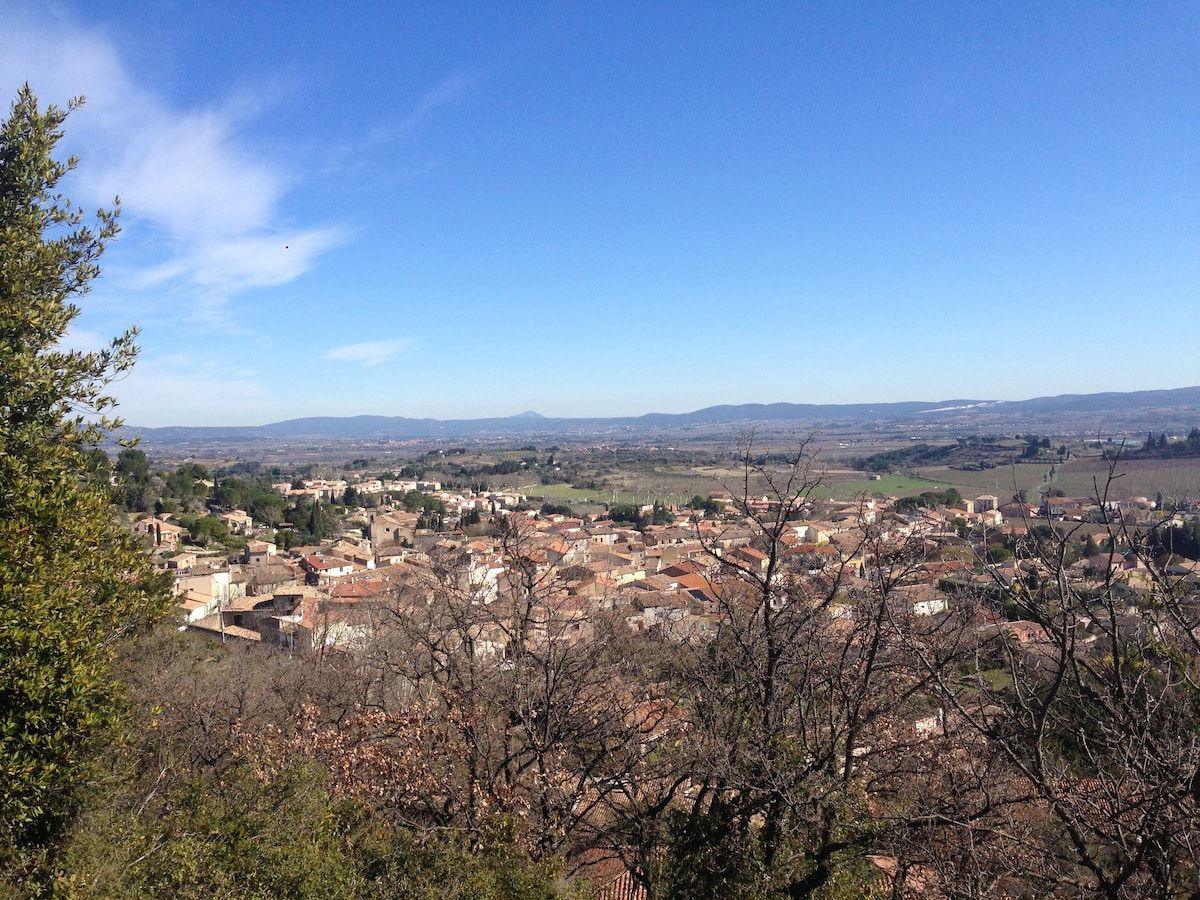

[893,487,962,513]
[1135,426,1200,458]
[0,86,168,861]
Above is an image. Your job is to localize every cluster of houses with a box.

[274,476,525,515]
[131,490,860,649]
[126,475,1194,664]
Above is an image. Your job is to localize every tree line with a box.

[1135,427,1200,458]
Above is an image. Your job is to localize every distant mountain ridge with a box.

[125,386,1200,444]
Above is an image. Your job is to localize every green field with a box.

[903,463,1050,499]
[813,473,946,500]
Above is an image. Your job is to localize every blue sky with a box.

[2,2,1197,427]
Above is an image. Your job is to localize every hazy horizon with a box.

[126,384,1200,431]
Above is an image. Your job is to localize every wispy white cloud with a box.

[401,71,472,134]
[324,69,475,175]
[0,8,345,324]
[322,339,410,367]
[131,226,346,293]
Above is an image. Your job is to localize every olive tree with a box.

[0,86,168,861]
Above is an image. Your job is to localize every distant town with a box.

[138,450,1192,654]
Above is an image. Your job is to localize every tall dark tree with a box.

[0,87,168,865]
[115,446,154,511]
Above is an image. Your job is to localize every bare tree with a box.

[279,519,680,874]
[899,457,1200,897]
[655,433,942,897]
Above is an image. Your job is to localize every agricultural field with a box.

[442,443,1200,510]
[814,472,952,500]
[505,482,637,507]
[434,446,743,509]
[203,433,1200,515]
[505,476,729,510]
[903,463,1052,500]
[906,456,1200,502]
[508,463,989,507]
[1050,455,1200,501]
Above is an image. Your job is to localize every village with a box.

[132,467,1196,660]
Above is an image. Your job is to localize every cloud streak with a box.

[325,69,475,176]
[322,339,410,367]
[0,9,345,323]
[401,71,472,135]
